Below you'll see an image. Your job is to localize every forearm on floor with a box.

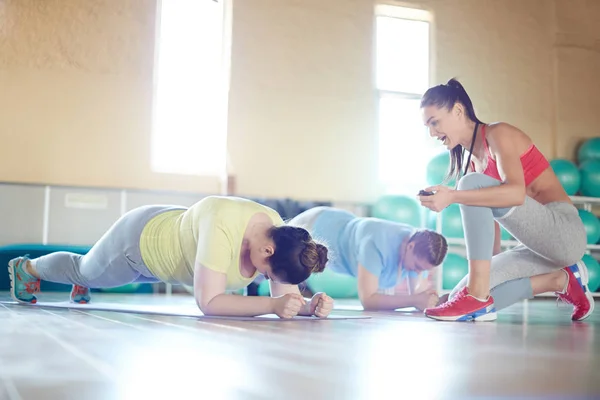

[361,293,417,311]
[199,293,274,317]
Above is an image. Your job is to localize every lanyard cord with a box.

[462,121,479,178]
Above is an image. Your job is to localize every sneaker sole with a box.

[70,287,91,304]
[7,260,36,305]
[574,260,594,321]
[70,298,91,304]
[426,310,497,322]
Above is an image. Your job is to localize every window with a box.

[375,5,439,195]
[151,0,230,176]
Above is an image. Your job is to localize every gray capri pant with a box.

[33,205,186,288]
[449,172,586,310]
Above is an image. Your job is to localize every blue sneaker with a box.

[70,285,91,304]
[8,255,40,304]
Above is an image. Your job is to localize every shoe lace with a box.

[15,256,40,295]
[73,285,88,296]
[24,280,40,295]
[555,291,577,309]
[438,290,465,309]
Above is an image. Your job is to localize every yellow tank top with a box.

[139,196,284,290]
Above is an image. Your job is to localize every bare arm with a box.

[358,264,420,311]
[493,221,502,256]
[451,124,527,208]
[194,264,274,317]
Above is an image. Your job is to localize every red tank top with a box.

[471,125,549,186]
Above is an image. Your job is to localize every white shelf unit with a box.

[433,195,600,298]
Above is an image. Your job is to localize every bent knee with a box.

[457,172,502,191]
[557,246,587,267]
[546,239,586,267]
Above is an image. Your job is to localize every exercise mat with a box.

[1,300,370,321]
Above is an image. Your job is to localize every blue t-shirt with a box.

[311,208,417,289]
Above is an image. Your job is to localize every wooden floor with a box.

[0,292,599,400]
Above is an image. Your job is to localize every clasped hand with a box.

[273,292,333,319]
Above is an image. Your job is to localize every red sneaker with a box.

[70,285,91,304]
[425,287,497,322]
[556,262,594,321]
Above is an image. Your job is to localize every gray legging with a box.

[33,205,185,288]
[449,172,587,310]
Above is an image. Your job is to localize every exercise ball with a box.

[577,137,600,164]
[257,280,270,296]
[425,209,438,230]
[550,159,581,195]
[429,206,510,240]
[581,254,600,293]
[426,152,456,187]
[500,226,512,241]
[441,253,468,290]
[578,209,600,244]
[440,204,463,238]
[372,195,421,226]
[579,160,600,198]
[306,268,358,299]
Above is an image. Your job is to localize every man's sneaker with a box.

[556,262,594,321]
[425,286,497,322]
[8,255,40,304]
[70,285,91,304]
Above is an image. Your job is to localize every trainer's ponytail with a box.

[421,78,484,184]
